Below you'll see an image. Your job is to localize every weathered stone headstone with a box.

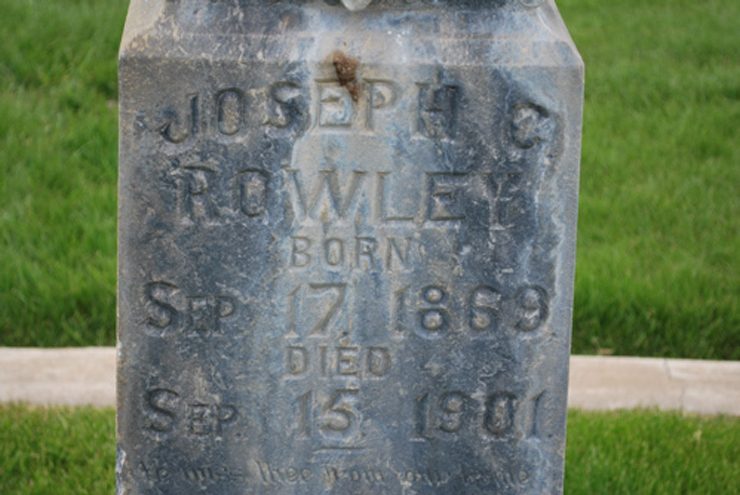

[117,0,583,493]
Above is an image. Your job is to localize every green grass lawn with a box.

[0,0,123,347]
[1,0,738,358]
[561,0,740,359]
[0,404,737,494]
[0,405,116,494]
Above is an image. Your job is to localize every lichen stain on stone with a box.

[332,51,361,102]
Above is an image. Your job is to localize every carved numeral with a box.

[419,285,448,332]
[322,389,359,433]
[297,390,313,439]
[469,286,500,332]
[483,393,516,436]
[309,284,346,335]
[286,283,347,337]
[412,391,468,439]
[286,285,301,338]
[412,392,431,440]
[392,283,549,337]
[439,392,466,433]
[296,389,361,444]
[411,390,546,440]
[516,286,548,331]
[392,285,410,337]
[526,390,545,438]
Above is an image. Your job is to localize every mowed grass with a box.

[1,0,738,357]
[0,405,116,494]
[558,0,740,358]
[0,0,125,346]
[0,404,737,494]
[565,409,740,494]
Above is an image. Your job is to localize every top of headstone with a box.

[341,0,373,11]
[121,0,579,66]
[340,0,542,11]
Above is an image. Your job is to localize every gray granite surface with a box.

[117,0,583,492]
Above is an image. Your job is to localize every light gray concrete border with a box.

[569,355,740,415]
[0,348,738,415]
[0,347,115,407]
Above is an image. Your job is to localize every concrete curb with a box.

[568,355,740,416]
[0,347,115,408]
[1,348,738,415]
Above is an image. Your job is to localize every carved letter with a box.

[267,81,306,132]
[324,238,345,266]
[287,346,309,376]
[417,80,458,140]
[367,347,392,376]
[385,237,411,270]
[178,166,219,224]
[217,89,244,136]
[366,80,397,130]
[318,82,354,128]
[145,388,179,433]
[291,237,312,267]
[356,237,379,271]
[428,173,467,221]
[236,169,269,217]
[144,282,178,330]
[160,93,198,144]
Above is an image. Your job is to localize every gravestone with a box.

[117,0,583,493]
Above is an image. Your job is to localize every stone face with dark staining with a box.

[117,0,583,493]
[332,51,361,102]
